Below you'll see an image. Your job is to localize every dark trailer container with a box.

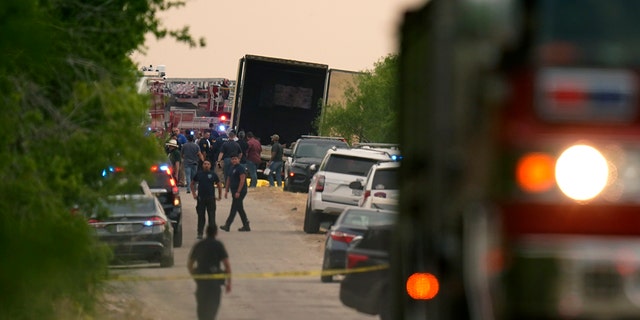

[232,54,329,146]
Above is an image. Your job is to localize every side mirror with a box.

[349,180,363,190]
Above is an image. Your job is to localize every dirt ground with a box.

[95,185,315,319]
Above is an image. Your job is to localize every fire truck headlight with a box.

[555,145,609,201]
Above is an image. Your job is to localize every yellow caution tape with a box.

[109,264,389,282]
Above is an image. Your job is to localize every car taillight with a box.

[88,219,104,228]
[330,230,357,244]
[315,175,325,192]
[144,216,166,226]
[169,177,179,194]
[347,253,369,269]
[406,273,439,300]
[363,190,371,203]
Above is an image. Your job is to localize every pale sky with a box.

[131,0,425,79]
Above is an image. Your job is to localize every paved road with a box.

[107,186,377,320]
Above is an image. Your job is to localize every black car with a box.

[148,164,183,247]
[88,194,175,268]
[321,207,396,282]
[283,136,349,192]
[340,224,393,320]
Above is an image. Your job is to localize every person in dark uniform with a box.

[190,160,223,239]
[197,130,214,167]
[211,130,228,183]
[220,155,250,232]
[188,225,231,320]
[217,130,242,184]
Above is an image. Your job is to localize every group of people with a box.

[168,128,284,320]
[165,127,266,239]
[173,128,253,320]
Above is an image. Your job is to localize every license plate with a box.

[116,224,133,233]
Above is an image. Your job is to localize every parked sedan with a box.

[340,224,393,319]
[88,194,174,268]
[321,207,396,282]
[100,163,183,247]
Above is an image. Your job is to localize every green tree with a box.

[317,54,399,144]
[0,1,203,318]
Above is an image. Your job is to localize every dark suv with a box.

[283,136,349,192]
[148,164,183,247]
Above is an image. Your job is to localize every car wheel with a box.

[320,250,333,283]
[160,254,174,268]
[173,224,183,248]
[303,203,321,234]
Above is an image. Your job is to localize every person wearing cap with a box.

[166,139,181,182]
[267,134,283,187]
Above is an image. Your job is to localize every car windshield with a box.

[324,155,381,176]
[295,140,348,158]
[371,168,399,190]
[341,210,396,227]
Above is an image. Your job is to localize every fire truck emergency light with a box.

[515,145,610,201]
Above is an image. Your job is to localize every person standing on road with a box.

[166,139,181,182]
[212,130,228,184]
[197,130,214,166]
[217,130,242,184]
[237,131,248,165]
[176,128,188,187]
[267,134,283,187]
[245,131,262,188]
[220,155,250,232]
[188,224,231,320]
[182,134,202,193]
[191,160,223,239]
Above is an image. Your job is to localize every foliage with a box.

[317,54,399,144]
[0,0,202,318]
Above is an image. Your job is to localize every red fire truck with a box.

[138,65,233,131]
[395,1,640,319]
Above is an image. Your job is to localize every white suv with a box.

[349,161,400,211]
[303,146,400,233]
